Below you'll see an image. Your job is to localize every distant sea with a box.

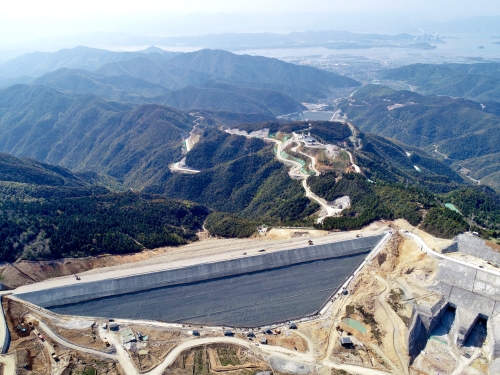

[149,33,500,65]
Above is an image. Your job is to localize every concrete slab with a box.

[48,253,368,327]
[456,234,500,264]
[489,315,500,358]
[429,282,452,299]
[433,260,477,292]
[455,307,479,347]
[15,235,385,308]
[448,287,496,317]
[473,270,500,302]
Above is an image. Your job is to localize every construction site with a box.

[0,220,499,375]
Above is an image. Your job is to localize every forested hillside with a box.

[0,153,109,201]
[33,68,172,103]
[0,193,209,262]
[0,153,209,262]
[355,133,463,193]
[338,85,500,188]
[33,70,305,116]
[0,85,194,188]
[96,49,360,101]
[157,83,303,116]
[379,62,500,102]
[190,110,276,127]
[146,131,319,226]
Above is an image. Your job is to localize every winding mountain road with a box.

[266,137,338,223]
[170,157,201,174]
[345,150,361,173]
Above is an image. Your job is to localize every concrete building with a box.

[340,337,353,347]
[120,328,135,344]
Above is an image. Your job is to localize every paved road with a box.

[0,294,10,354]
[170,157,201,174]
[0,353,15,375]
[402,231,500,278]
[345,150,361,173]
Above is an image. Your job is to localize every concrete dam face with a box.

[15,235,385,327]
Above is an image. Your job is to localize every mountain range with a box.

[0,45,498,264]
[379,62,500,102]
[338,84,500,189]
[0,46,178,79]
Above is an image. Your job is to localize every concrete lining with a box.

[455,308,480,347]
[474,270,500,302]
[433,260,476,292]
[15,236,383,308]
[435,284,496,318]
[444,234,500,264]
[48,254,368,327]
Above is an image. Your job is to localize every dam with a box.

[14,234,386,327]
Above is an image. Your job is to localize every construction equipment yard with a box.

[0,220,498,375]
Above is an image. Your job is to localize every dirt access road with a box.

[33,306,392,375]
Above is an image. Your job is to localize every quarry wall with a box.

[14,235,385,308]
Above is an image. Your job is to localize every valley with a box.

[0,37,500,375]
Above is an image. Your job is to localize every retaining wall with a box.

[14,235,385,308]
[407,296,448,361]
[443,234,500,264]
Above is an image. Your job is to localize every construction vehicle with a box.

[308,240,313,245]
[16,324,27,333]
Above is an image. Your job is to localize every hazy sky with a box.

[3,0,500,17]
[1,0,500,46]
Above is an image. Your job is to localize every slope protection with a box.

[15,235,385,327]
